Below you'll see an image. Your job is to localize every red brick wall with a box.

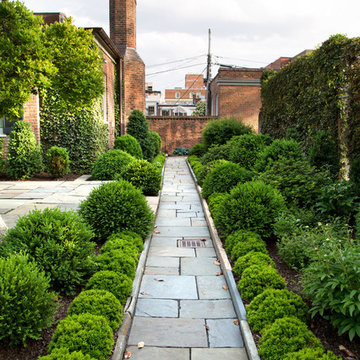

[147,116,214,154]
[185,74,205,89]
[23,93,40,144]
[165,88,207,103]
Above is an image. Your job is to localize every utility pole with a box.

[206,29,212,116]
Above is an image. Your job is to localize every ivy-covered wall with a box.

[260,34,360,169]
[40,90,108,174]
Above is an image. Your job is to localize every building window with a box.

[103,75,108,124]
[175,92,180,99]
[189,92,194,99]
[148,85,153,92]
[148,106,155,115]
[162,110,170,116]
[0,116,16,136]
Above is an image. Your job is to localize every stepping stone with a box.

[135,299,179,317]
[192,348,248,360]
[139,275,198,299]
[180,299,236,318]
[128,317,207,347]
[125,347,190,360]
[206,319,244,347]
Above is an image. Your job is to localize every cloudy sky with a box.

[22,0,360,93]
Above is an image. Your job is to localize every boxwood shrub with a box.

[283,348,340,360]
[258,317,322,360]
[233,251,275,277]
[356,206,360,238]
[39,348,96,360]
[149,130,162,156]
[79,180,154,242]
[188,155,203,179]
[197,159,227,186]
[153,153,166,172]
[91,149,135,180]
[214,181,286,238]
[201,161,252,200]
[224,230,262,254]
[46,146,70,178]
[237,264,286,302]
[114,134,143,159]
[0,254,57,346]
[68,290,122,331]
[100,236,139,260]
[247,289,308,332]
[96,249,137,279]
[85,271,132,305]
[118,159,161,196]
[49,313,113,360]
[189,143,207,157]
[107,231,144,252]
[200,143,232,165]
[208,192,229,220]
[230,236,268,262]
[0,207,96,294]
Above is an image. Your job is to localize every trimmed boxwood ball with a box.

[49,313,113,360]
[200,143,232,165]
[68,290,123,331]
[85,270,132,305]
[46,146,70,178]
[79,180,154,242]
[224,230,262,254]
[214,180,286,238]
[258,317,323,360]
[233,251,275,277]
[247,289,308,332]
[0,207,96,295]
[107,231,144,252]
[114,134,143,159]
[189,143,207,157]
[91,149,135,180]
[230,236,267,262]
[118,159,162,196]
[238,264,286,302]
[283,348,340,360]
[197,159,227,186]
[96,249,137,279]
[208,192,229,220]
[39,348,96,360]
[201,161,252,199]
[101,236,139,259]
[0,254,57,346]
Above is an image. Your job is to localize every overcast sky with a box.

[22,0,360,93]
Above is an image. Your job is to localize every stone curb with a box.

[111,161,165,360]
[186,159,260,360]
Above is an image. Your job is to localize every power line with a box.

[146,62,206,77]
[214,55,268,65]
[147,54,206,68]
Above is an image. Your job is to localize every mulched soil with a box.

[0,172,81,181]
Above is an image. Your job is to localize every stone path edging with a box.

[186,159,261,360]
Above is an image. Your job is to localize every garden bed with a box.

[0,172,81,181]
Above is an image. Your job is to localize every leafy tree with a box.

[192,101,206,116]
[0,0,53,118]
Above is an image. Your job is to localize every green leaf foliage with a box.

[283,348,340,360]
[258,317,323,360]
[39,348,96,360]
[247,289,308,332]
[201,117,253,148]
[0,254,57,346]
[107,231,144,252]
[201,161,252,200]
[5,121,42,179]
[114,134,143,159]
[48,313,113,360]
[85,271,132,305]
[0,207,96,294]
[225,230,263,254]
[188,155,203,179]
[0,0,53,118]
[207,192,229,221]
[149,130,162,156]
[118,159,162,196]
[91,149,135,180]
[46,146,70,178]
[68,290,123,331]
[230,236,268,263]
[188,143,207,157]
[214,181,286,238]
[233,251,275,278]
[40,90,108,174]
[200,143,232,165]
[192,100,206,116]
[79,180,154,242]
[237,265,286,302]
[100,236,139,260]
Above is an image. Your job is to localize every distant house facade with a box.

[145,83,162,116]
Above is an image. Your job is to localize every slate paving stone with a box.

[191,218,208,227]
[156,209,177,217]
[156,217,191,227]
[135,299,179,318]
[192,348,248,360]
[14,193,48,199]
[197,276,231,299]
[176,211,198,218]
[195,247,217,257]
[206,319,244,348]
[144,266,179,276]
[180,299,236,318]
[128,317,207,347]
[149,246,195,257]
[155,226,210,237]
[145,256,180,268]
[181,257,220,276]
[32,187,72,193]
[151,237,179,247]
[139,275,198,299]
[158,203,191,210]
[125,346,190,360]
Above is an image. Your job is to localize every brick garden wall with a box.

[147,116,215,154]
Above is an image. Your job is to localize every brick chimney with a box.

[110,0,145,130]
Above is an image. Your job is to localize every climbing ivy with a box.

[40,90,108,174]
[260,34,360,175]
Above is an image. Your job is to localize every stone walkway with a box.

[125,157,248,360]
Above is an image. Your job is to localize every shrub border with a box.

[186,158,260,360]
